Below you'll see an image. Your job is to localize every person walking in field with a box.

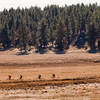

[8,75,11,80]
[38,74,41,79]
[19,75,23,80]
[52,74,56,79]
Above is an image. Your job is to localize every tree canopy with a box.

[0,4,100,53]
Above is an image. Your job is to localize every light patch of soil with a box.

[0,83,100,100]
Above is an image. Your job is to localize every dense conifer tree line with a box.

[0,4,100,53]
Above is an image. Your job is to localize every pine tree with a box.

[1,25,11,48]
[88,22,97,52]
[18,19,29,54]
[35,18,48,52]
[55,20,67,51]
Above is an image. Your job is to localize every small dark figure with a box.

[84,46,88,50]
[8,75,11,80]
[20,75,23,80]
[52,74,55,79]
[38,74,41,79]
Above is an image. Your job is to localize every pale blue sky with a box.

[0,0,99,11]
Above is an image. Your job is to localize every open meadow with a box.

[0,48,100,99]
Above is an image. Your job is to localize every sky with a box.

[0,0,99,11]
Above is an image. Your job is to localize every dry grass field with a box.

[0,48,100,99]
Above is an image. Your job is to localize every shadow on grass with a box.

[35,49,47,54]
[0,47,14,51]
[54,50,66,54]
[88,49,97,53]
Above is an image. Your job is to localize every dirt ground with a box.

[0,48,100,99]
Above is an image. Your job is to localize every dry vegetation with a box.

[0,47,100,99]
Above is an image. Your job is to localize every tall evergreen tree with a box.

[35,18,48,51]
[88,22,97,51]
[55,20,67,51]
[18,19,29,54]
[1,25,11,48]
